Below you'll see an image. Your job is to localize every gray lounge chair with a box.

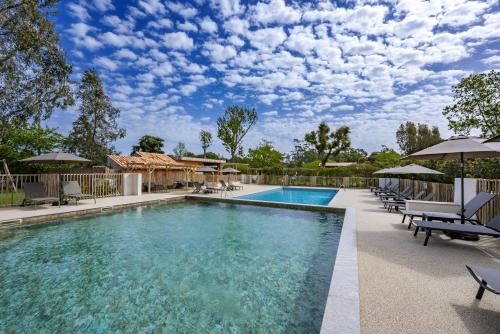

[62,181,96,204]
[220,180,231,191]
[466,265,500,300]
[22,182,60,207]
[401,192,496,227]
[411,212,500,246]
[384,191,427,212]
[193,182,212,194]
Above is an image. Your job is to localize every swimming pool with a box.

[238,187,338,206]
[0,202,343,333]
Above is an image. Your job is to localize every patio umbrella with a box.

[20,152,91,164]
[374,167,398,191]
[221,167,240,183]
[484,134,500,143]
[405,136,500,223]
[196,166,218,173]
[384,164,443,198]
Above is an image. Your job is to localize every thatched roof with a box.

[107,153,189,170]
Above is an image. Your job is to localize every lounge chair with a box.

[411,212,500,246]
[62,181,96,204]
[220,180,231,191]
[374,183,397,196]
[229,181,243,190]
[385,192,433,213]
[466,265,500,300]
[380,186,412,201]
[401,192,496,227]
[192,182,212,194]
[22,182,60,207]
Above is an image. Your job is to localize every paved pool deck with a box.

[333,189,500,334]
[1,185,499,333]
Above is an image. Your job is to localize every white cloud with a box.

[138,0,166,15]
[68,3,89,21]
[163,32,194,50]
[203,42,237,62]
[166,2,198,18]
[247,27,287,51]
[100,32,130,47]
[224,17,249,35]
[178,21,198,32]
[146,18,173,30]
[199,17,218,33]
[115,48,138,60]
[95,56,119,71]
[251,0,301,25]
[260,94,279,105]
[93,0,115,12]
[211,0,243,18]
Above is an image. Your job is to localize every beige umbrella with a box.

[20,152,91,164]
[384,164,443,198]
[373,167,399,190]
[405,136,500,223]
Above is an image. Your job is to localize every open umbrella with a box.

[374,167,399,191]
[405,136,500,223]
[20,152,91,164]
[384,164,443,199]
[221,167,240,183]
[196,166,218,173]
[484,134,500,143]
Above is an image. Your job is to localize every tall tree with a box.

[217,105,257,161]
[199,130,212,158]
[131,135,164,154]
[396,121,442,155]
[288,139,318,167]
[244,140,284,168]
[173,142,188,158]
[66,70,126,164]
[443,70,499,137]
[0,0,73,130]
[304,122,351,167]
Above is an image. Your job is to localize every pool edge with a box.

[320,207,360,334]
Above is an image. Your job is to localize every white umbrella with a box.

[405,136,500,223]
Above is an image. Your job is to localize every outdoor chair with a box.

[22,182,60,207]
[401,192,496,227]
[385,192,434,213]
[374,184,398,196]
[380,186,412,201]
[62,181,96,204]
[229,181,243,190]
[411,212,500,246]
[466,265,500,300]
[193,182,212,194]
[220,180,231,191]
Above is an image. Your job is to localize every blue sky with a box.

[48,0,500,157]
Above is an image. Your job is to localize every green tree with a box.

[244,140,284,168]
[173,142,188,158]
[368,147,401,168]
[0,124,65,171]
[0,0,73,130]
[304,122,351,167]
[131,135,164,154]
[66,70,126,164]
[336,148,368,162]
[396,121,442,155]
[217,105,258,161]
[443,70,499,137]
[288,139,318,167]
[199,130,213,158]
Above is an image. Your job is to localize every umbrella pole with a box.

[460,152,465,224]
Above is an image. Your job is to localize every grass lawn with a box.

[0,191,24,207]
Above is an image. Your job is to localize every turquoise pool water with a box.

[238,187,338,206]
[0,202,343,333]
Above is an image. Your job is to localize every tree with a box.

[396,122,442,155]
[131,135,164,154]
[0,124,65,172]
[368,147,401,168]
[336,148,368,162]
[443,70,499,137]
[217,106,258,161]
[0,0,73,130]
[244,140,284,168]
[173,142,188,158]
[304,122,351,167]
[199,130,212,158]
[288,139,318,167]
[66,70,126,164]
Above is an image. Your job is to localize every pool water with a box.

[238,187,338,206]
[0,202,343,333]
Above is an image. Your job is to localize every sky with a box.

[48,0,500,157]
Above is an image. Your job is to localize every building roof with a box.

[134,152,181,165]
[324,162,356,167]
[108,153,187,170]
[175,156,226,164]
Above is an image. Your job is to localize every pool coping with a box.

[320,207,360,334]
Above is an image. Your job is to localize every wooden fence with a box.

[0,173,123,207]
[477,179,500,224]
[399,179,454,202]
